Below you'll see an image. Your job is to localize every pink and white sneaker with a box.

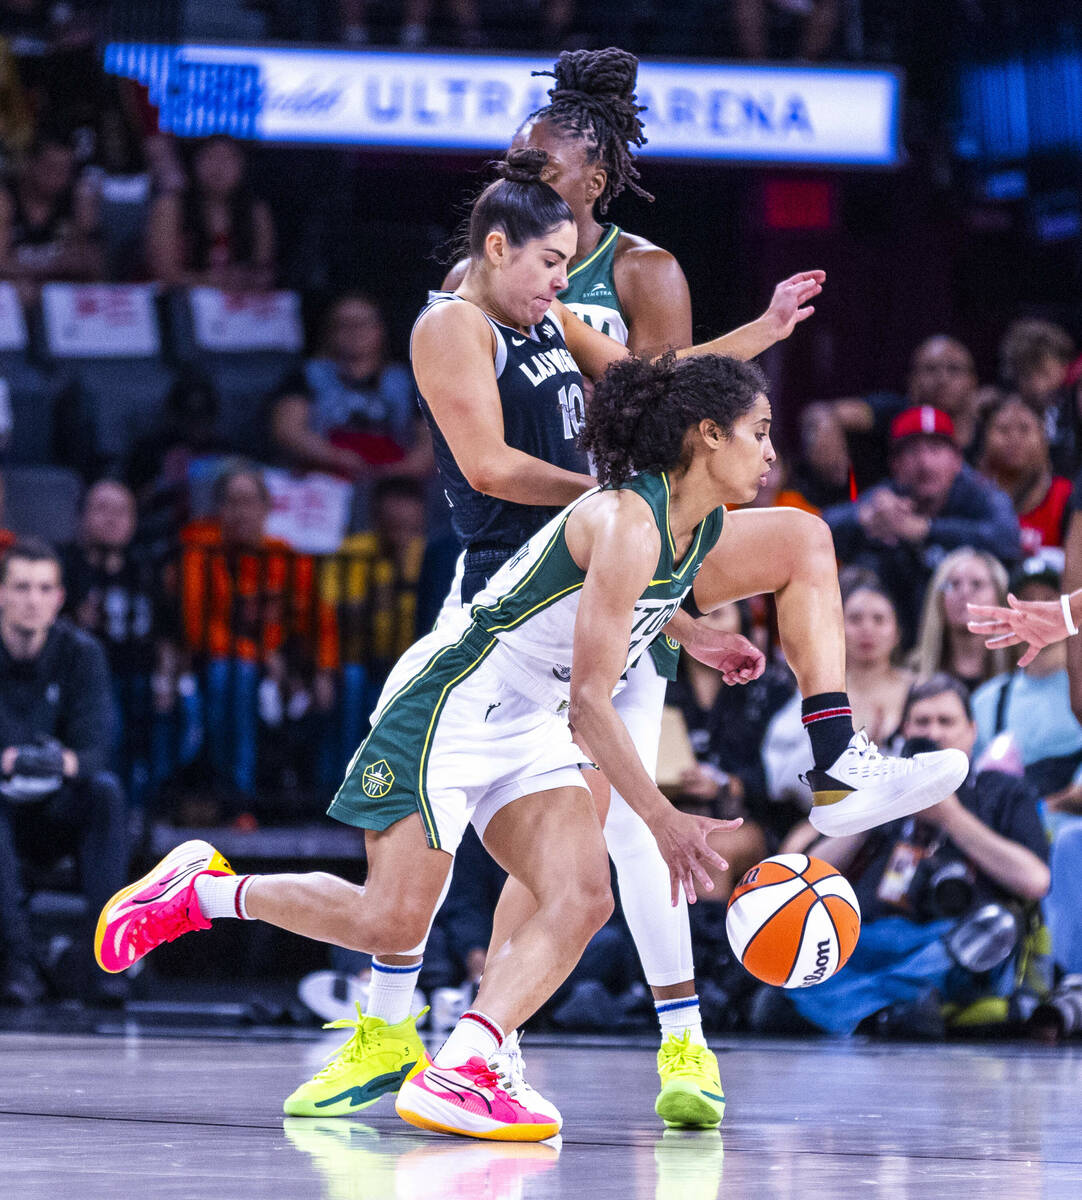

[94,839,233,973]
[395,1052,561,1142]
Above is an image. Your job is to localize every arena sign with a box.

[105,44,900,166]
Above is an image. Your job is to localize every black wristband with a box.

[680,589,704,620]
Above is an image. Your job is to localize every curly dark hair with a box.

[580,353,768,487]
[465,146,574,260]
[528,47,652,213]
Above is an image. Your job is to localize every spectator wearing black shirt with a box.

[0,538,126,1003]
[825,406,1021,647]
[270,293,434,488]
[755,675,1049,1037]
[0,131,103,300]
[61,480,166,810]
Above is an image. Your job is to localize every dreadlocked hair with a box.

[580,353,768,487]
[530,47,652,212]
[464,146,574,260]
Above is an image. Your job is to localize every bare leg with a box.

[695,508,845,696]
[475,785,613,1033]
[245,814,452,958]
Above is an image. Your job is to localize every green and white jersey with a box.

[466,470,723,712]
[559,223,628,344]
[559,224,683,679]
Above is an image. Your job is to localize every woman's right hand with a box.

[648,805,743,906]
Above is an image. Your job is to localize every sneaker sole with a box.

[93,839,232,973]
[809,749,968,838]
[395,1086,559,1142]
[655,1084,724,1129]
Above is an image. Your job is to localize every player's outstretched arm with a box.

[967,589,1082,668]
[565,492,742,905]
[556,269,825,382]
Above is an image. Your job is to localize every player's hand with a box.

[967,592,1073,668]
[683,628,765,685]
[648,806,743,906]
[761,270,826,341]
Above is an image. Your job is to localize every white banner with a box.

[41,283,160,358]
[189,288,304,353]
[0,283,27,352]
[263,468,352,555]
[107,44,901,167]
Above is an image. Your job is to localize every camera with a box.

[910,853,975,919]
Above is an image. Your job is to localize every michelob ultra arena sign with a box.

[106,44,901,167]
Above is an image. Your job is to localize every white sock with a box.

[193,873,256,920]
[433,1010,504,1067]
[656,996,706,1046]
[366,958,422,1025]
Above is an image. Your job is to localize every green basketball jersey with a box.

[559,225,682,678]
[559,223,628,345]
[465,470,722,708]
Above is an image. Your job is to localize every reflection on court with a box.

[0,1031,1079,1199]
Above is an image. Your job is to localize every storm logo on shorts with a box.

[361,760,395,799]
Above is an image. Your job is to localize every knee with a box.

[789,510,835,563]
[555,866,614,945]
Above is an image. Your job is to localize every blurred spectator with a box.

[0,472,14,553]
[754,674,1049,1037]
[825,406,1021,647]
[0,537,126,1004]
[270,292,433,492]
[972,557,1082,798]
[910,548,1013,690]
[123,372,232,547]
[337,0,489,47]
[0,130,103,298]
[999,319,1080,477]
[60,480,165,812]
[178,460,332,805]
[0,39,33,172]
[146,135,276,291]
[666,601,797,866]
[764,582,913,814]
[785,403,855,513]
[976,393,1072,559]
[807,336,980,491]
[732,0,839,61]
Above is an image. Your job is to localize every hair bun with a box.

[497,147,549,185]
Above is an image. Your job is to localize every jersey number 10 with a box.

[558,383,586,439]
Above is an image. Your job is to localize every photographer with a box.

[0,540,127,1004]
[753,675,1049,1037]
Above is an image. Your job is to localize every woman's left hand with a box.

[683,629,765,685]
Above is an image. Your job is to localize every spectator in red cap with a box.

[825,405,1022,646]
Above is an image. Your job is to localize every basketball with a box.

[726,854,861,989]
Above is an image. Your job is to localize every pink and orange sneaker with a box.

[94,839,233,973]
[395,1053,561,1142]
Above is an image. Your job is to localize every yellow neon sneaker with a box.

[654,1032,725,1129]
[283,1005,427,1117]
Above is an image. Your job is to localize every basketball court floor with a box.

[1,1026,1079,1199]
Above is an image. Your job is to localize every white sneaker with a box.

[805,731,969,838]
[488,1030,563,1132]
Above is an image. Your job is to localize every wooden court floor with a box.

[1,1029,1079,1198]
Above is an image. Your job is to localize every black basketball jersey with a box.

[411,292,589,555]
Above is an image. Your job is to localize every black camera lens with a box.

[930,861,974,917]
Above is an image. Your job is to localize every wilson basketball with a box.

[726,854,861,989]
